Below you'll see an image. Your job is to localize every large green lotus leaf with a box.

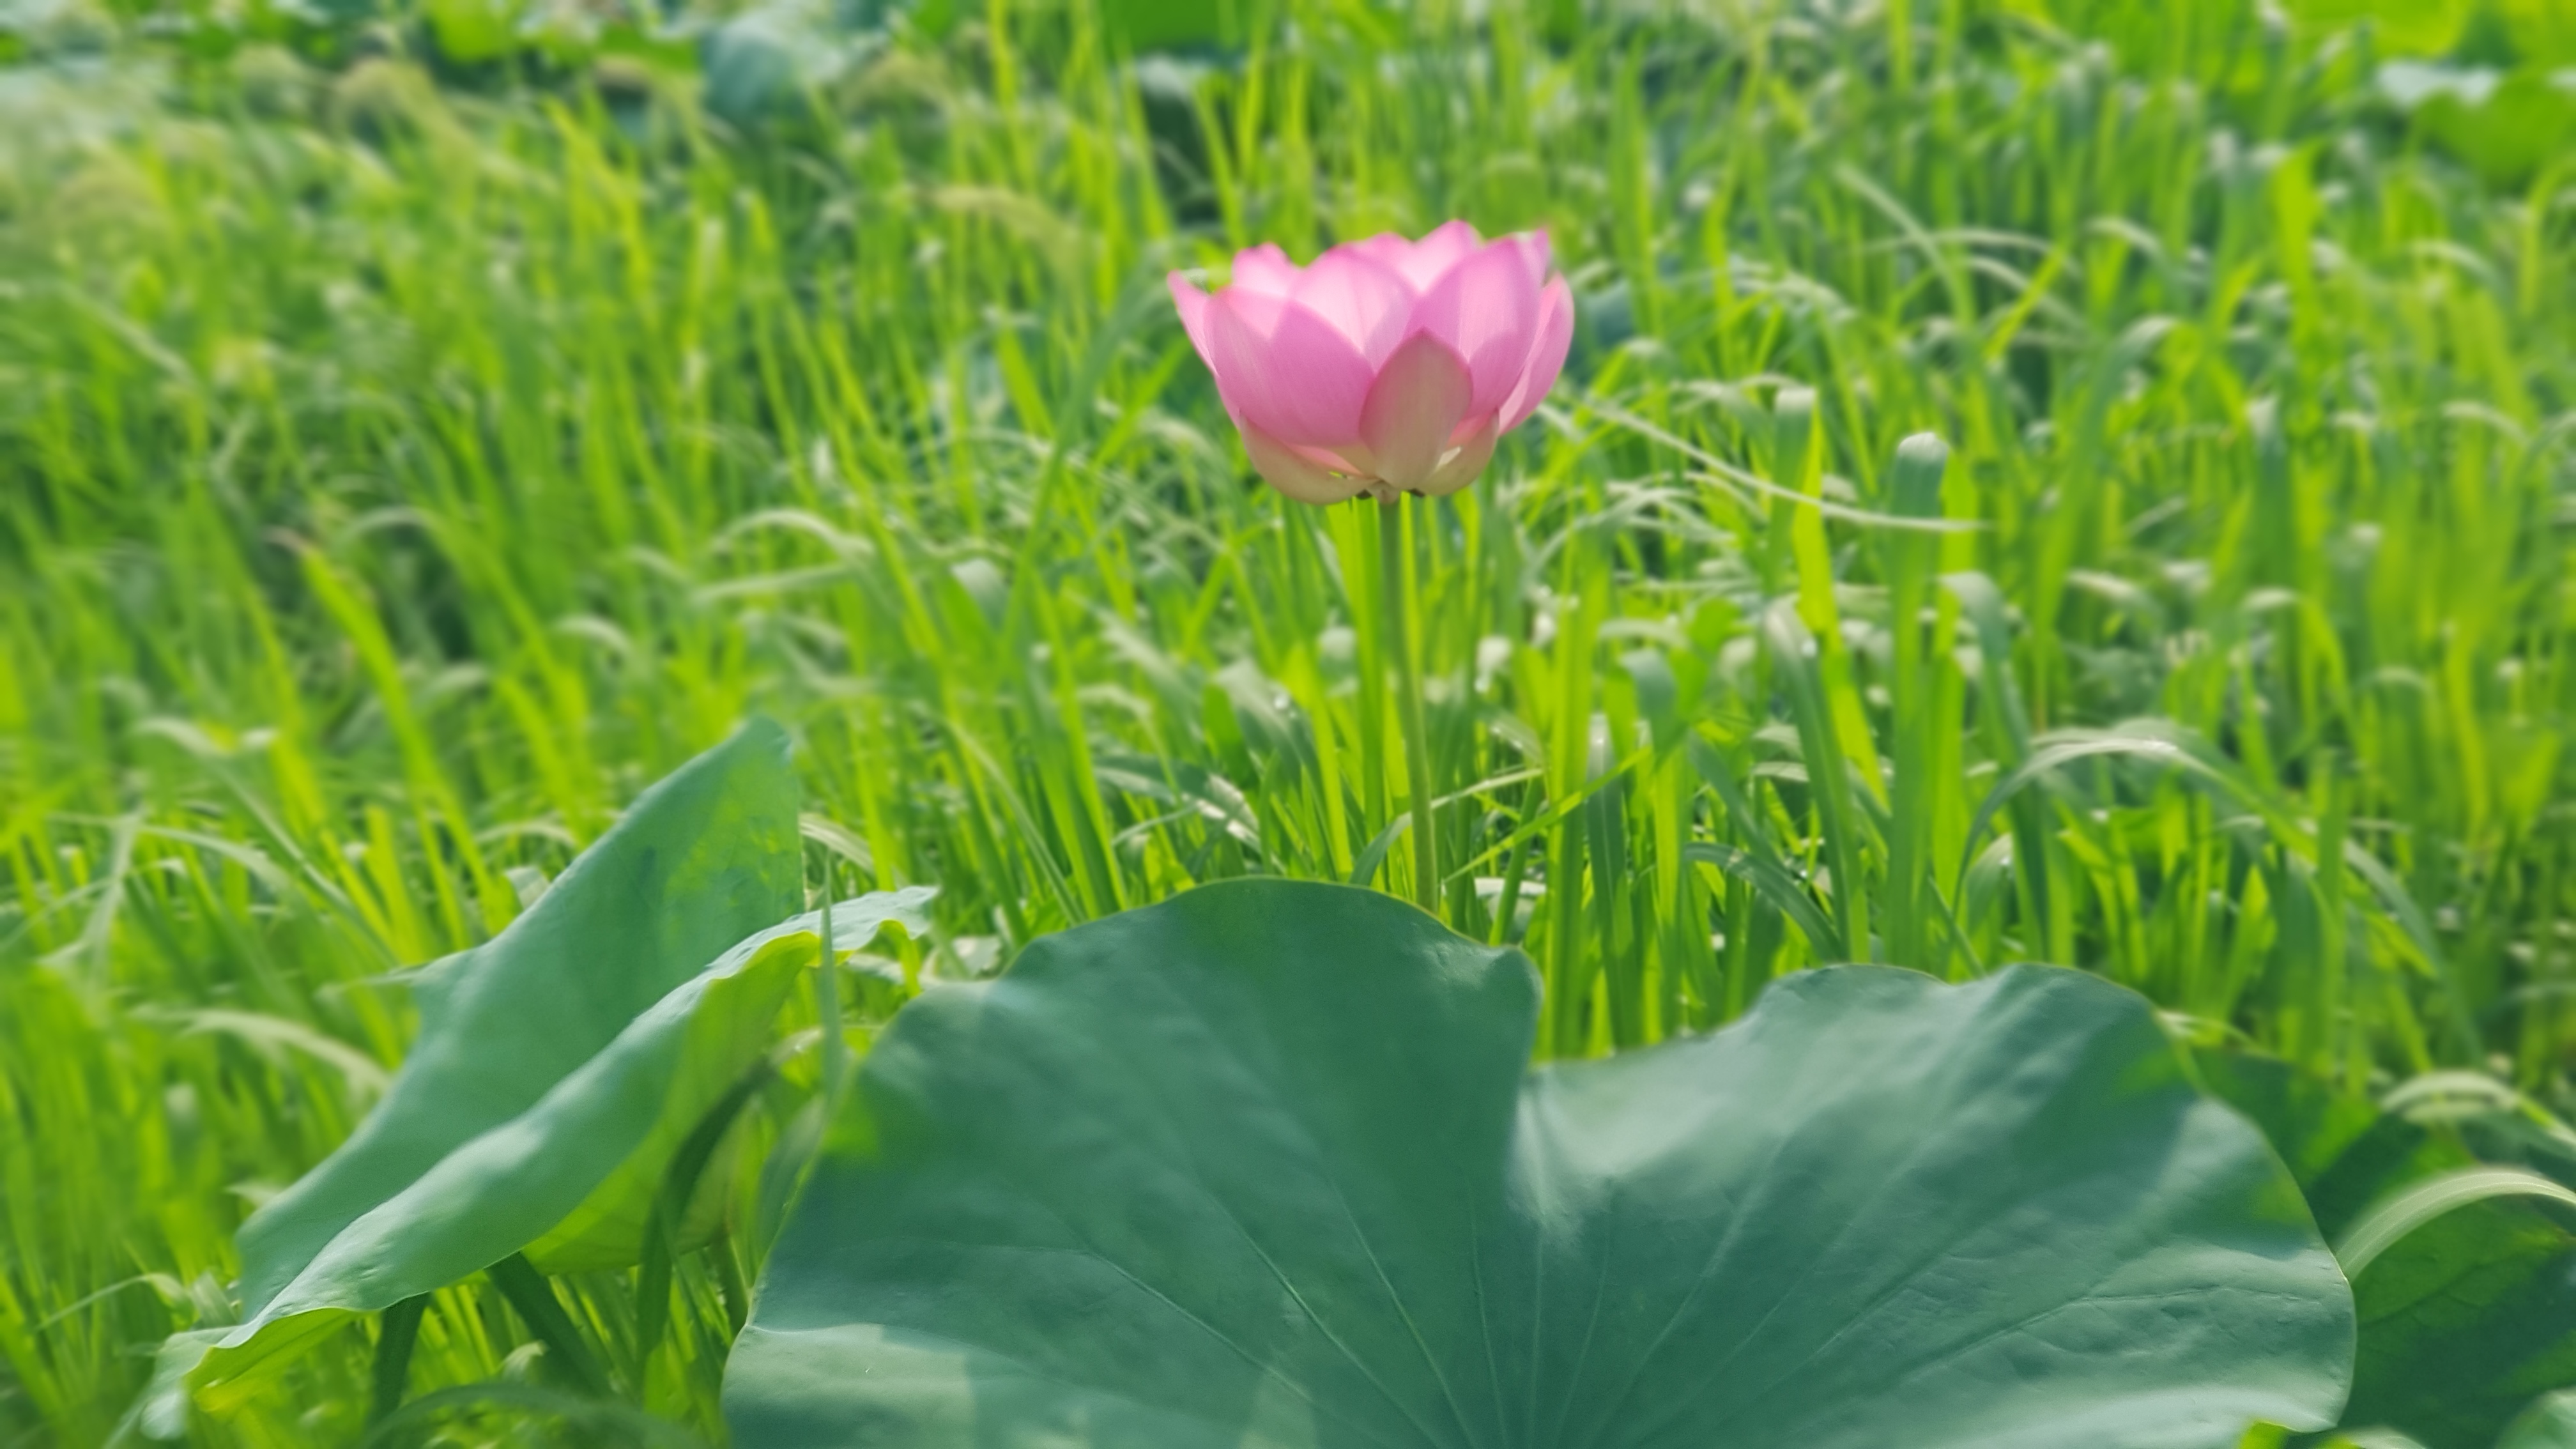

[192,889,935,1408]
[2200,1054,2576,1448]
[240,720,802,1310]
[728,878,2352,1449]
[2193,1053,2471,1238]
[522,884,940,1274]
[2343,1195,2576,1447]
[176,721,811,1410]
[2506,1391,2576,1448]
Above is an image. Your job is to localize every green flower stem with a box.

[1379,494,1438,914]
[486,1253,610,1397]
[637,1055,779,1386]
[814,893,845,1103]
[710,1227,751,1336]
[367,1294,427,1424]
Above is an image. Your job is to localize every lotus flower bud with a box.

[1167,221,1574,504]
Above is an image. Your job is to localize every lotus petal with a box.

[1208,289,1374,449]
[1413,239,1544,418]
[1358,333,1476,490]
[1499,273,1575,431]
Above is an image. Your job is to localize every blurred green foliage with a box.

[4,0,2576,1444]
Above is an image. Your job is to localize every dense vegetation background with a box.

[4,0,2576,1442]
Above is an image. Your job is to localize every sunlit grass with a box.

[3,0,2573,1441]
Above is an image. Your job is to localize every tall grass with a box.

[3,0,2573,1440]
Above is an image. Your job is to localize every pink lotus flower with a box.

[1167,221,1574,503]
